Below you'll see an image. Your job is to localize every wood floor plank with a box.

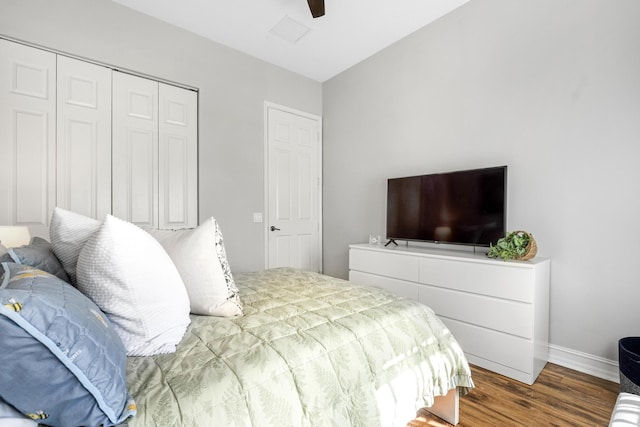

[408,363,620,427]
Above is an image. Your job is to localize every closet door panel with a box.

[0,39,56,234]
[112,72,159,228]
[56,56,112,219]
[129,129,156,224]
[158,83,197,229]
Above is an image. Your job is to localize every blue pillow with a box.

[0,398,37,426]
[0,262,136,427]
[5,237,70,283]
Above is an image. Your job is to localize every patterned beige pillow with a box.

[146,217,243,317]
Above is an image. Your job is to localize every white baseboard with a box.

[549,344,620,383]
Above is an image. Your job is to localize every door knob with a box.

[270,226,280,231]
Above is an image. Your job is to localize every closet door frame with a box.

[1,37,199,233]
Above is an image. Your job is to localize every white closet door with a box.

[0,39,56,235]
[56,56,112,220]
[112,71,159,228]
[158,83,197,229]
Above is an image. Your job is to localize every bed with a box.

[0,210,473,427]
[124,268,473,426]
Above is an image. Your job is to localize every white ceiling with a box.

[112,0,471,82]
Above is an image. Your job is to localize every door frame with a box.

[263,101,323,272]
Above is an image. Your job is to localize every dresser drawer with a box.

[349,270,420,300]
[419,285,533,338]
[350,249,419,282]
[419,257,534,302]
[442,318,533,375]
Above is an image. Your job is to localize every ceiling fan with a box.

[307,0,325,18]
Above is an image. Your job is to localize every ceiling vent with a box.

[268,15,310,44]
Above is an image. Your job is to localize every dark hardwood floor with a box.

[408,363,620,427]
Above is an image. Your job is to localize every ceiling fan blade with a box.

[307,0,325,18]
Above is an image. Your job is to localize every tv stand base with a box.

[384,238,398,247]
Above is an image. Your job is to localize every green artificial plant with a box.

[487,230,533,261]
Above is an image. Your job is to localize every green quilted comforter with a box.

[125,268,473,427]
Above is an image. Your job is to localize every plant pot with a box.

[515,230,537,260]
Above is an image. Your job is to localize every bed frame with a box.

[428,388,459,425]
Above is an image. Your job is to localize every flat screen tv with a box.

[386,166,507,247]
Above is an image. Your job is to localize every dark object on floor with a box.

[620,337,640,395]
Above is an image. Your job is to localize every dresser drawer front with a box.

[350,249,419,282]
[442,318,533,374]
[349,271,420,300]
[419,258,534,302]
[419,285,533,338]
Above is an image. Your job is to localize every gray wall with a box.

[3,0,639,366]
[323,0,640,362]
[0,0,322,273]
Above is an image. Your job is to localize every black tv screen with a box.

[386,166,507,247]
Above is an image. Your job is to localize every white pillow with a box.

[76,215,191,356]
[147,217,243,317]
[49,207,101,285]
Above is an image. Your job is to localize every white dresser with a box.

[349,243,550,385]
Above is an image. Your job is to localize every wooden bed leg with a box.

[426,388,459,425]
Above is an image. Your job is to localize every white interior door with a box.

[56,56,112,220]
[0,39,56,237]
[112,71,159,228]
[266,103,322,272]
